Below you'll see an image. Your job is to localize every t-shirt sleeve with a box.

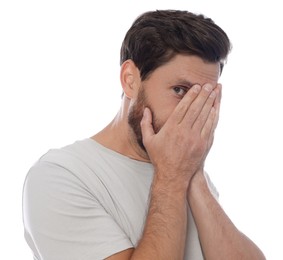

[23,161,133,260]
[204,171,219,200]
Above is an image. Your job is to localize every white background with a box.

[1,0,282,259]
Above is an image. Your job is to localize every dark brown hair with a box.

[120,10,231,81]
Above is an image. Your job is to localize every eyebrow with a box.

[174,79,195,88]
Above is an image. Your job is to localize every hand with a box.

[140,83,222,188]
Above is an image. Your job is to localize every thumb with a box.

[140,107,155,145]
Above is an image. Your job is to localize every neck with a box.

[92,105,150,163]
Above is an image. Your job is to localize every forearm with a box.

[188,171,265,260]
[131,173,189,260]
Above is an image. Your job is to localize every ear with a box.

[120,59,141,99]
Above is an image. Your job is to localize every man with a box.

[23,10,265,260]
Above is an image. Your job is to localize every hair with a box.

[120,10,231,81]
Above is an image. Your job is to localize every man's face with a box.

[128,54,221,152]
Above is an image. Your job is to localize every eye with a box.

[173,86,188,97]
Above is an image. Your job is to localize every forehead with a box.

[149,54,220,86]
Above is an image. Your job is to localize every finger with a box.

[201,106,217,141]
[211,84,222,130]
[182,83,215,128]
[167,84,201,125]
[140,107,155,146]
[216,84,222,103]
[192,87,217,131]
[201,85,222,143]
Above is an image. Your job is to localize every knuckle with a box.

[190,138,207,157]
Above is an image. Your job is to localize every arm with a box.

[188,170,266,260]
[107,83,218,260]
[187,85,265,259]
[107,180,188,260]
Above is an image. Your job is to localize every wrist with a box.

[188,169,208,199]
[153,167,193,190]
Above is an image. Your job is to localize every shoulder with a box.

[27,138,101,178]
[22,139,134,260]
[23,139,99,197]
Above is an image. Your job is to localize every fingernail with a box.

[204,84,213,92]
[143,107,149,119]
[193,85,201,93]
[209,91,216,98]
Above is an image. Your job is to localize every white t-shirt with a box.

[23,138,218,260]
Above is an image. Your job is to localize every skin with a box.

[93,54,265,260]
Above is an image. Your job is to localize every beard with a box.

[128,86,162,152]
